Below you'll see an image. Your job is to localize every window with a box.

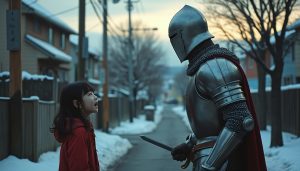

[34,18,41,32]
[296,76,300,83]
[48,28,54,44]
[60,33,65,49]
[283,77,290,85]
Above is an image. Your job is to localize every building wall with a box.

[294,31,300,81]
[282,39,297,85]
[1,1,74,78]
[0,0,12,72]
[22,8,74,79]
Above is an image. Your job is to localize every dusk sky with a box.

[37,0,206,66]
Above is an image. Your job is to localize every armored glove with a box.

[171,143,190,161]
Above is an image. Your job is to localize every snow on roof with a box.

[270,30,296,44]
[22,0,76,34]
[88,78,101,85]
[25,34,72,63]
[118,88,130,96]
[287,19,300,30]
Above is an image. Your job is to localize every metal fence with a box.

[251,88,300,136]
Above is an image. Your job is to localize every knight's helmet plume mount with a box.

[168,5,214,62]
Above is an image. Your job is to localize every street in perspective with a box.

[107,105,193,171]
[1,0,300,171]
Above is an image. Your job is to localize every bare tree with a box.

[201,0,299,147]
[173,68,188,109]
[108,21,166,117]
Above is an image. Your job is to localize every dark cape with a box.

[187,45,267,171]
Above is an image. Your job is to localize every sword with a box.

[140,135,191,169]
[140,135,173,151]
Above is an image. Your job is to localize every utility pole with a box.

[101,0,109,132]
[78,0,86,80]
[127,0,134,122]
[7,0,23,157]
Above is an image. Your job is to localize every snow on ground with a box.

[0,105,163,171]
[1,104,299,171]
[172,105,300,171]
[0,130,132,171]
[110,105,163,134]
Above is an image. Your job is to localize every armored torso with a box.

[186,58,245,139]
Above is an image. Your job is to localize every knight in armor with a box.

[168,5,267,171]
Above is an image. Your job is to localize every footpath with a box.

[107,105,193,171]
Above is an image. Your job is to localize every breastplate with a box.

[186,76,222,139]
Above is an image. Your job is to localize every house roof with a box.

[25,34,72,63]
[287,19,300,30]
[22,0,77,34]
[270,29,296,44]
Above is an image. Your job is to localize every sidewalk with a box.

[107,105,193,171]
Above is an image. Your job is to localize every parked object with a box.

[144,105,155,121]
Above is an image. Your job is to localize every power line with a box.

[91,0,122,36]
[93,0,122,35]
[89,0,103,23]
[47,1,91,18]
[87,21,101,31]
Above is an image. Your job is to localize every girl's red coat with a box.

[54,118,100,171]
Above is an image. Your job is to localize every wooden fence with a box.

[0,78,67,101]
[0,98,9,160]
[0,98,58,161]
[251,88,300,136]
[0,95,149,162]
[0,76,150,161]
[96,97,147,129]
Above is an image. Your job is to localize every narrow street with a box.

[107,105,193,171]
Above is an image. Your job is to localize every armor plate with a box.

[186,58,245,139]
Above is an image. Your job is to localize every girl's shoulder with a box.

[71,118,88,135]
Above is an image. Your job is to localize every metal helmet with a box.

[168,5,214,62]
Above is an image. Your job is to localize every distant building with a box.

[0,0,76,82]
[239,19,300,88]
[69,35,102,88]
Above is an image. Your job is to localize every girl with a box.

[51,82,100,171]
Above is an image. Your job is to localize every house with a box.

[69,35,102,90]
[0,0,76,82]
[242,19,300,88]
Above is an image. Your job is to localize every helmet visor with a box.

[169,31,187,62]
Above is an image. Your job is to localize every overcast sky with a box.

[37,0,207,66]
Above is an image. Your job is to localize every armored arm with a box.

[195,58,254,171]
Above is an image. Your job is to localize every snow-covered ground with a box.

[0,106,163,171]
[1,105,299,171]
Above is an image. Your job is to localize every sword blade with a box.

[140,135,173,151]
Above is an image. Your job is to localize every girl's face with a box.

[80,91,99,117]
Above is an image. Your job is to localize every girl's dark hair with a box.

[50,81,95,139]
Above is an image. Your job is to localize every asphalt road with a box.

[107,105,193,171]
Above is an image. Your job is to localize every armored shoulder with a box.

[195,58,246,108]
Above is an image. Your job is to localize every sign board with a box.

[6,10,20,51]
